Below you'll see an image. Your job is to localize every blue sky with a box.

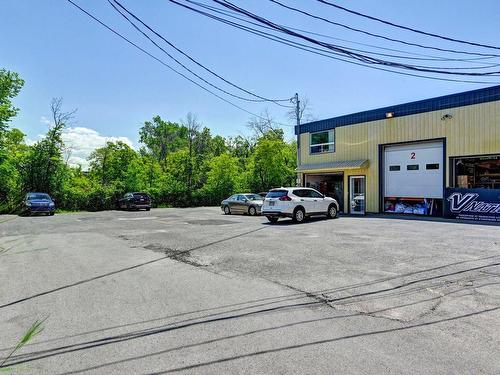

[2,0,500,162]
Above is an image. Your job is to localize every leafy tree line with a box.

[0,69,297,213]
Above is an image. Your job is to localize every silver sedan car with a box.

[221,193,263,216]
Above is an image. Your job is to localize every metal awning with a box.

[297,159,369,172]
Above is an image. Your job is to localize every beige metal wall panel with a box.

[299,101,500,213]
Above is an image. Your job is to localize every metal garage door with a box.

[384,141,443,198]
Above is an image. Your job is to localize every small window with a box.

[407,164,419,171]
[292,189,306,197]
[426,163,439,170]
[309,190,324,198]
[310,130,335,154]
[389,165,400,171]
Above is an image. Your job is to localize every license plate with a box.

[269,201,275,206]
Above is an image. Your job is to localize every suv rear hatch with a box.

[263,190,290,211]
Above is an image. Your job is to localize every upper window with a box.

[310,130,335,154]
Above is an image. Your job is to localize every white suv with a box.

[262,187,339,224]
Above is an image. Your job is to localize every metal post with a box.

[294,93,301,186]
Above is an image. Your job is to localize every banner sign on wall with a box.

[444,188,500,222]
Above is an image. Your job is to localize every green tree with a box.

[203,153,242,204]
[0,69,24,133]
[19,99,73,197]
[139,116,188,171]
[246,135,297,192]
[88,141,140,189]
[0,128,28,211]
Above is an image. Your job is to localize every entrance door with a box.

[349,176,366,214]
[304,173,344,212]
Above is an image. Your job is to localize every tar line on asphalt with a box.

[0,226,268,309]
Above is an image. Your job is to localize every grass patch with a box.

[0,318,47,371]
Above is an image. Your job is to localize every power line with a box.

[107,0,287,105]
[215,0,500,77]
[182,1,500,71]
[65,0,294,128]
[189,0,497,64]
[167,0,500,84]
[267,0,500,58]
[316,0,500,51]
[183,0,498,66]
[110,0,293,107]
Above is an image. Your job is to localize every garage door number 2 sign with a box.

[410,152,416,159]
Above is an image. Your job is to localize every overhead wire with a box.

[267,0,500,58]
[214,0,500,77]
[316,0,500,51]
[187,0,499,64]
[110,0,293,107]
[107,0,289,105]
[167,0,500,84]
[65,0,295,128]
[181,0,500,70]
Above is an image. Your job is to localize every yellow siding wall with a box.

[299,101,500,212]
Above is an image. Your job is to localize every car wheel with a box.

[146,207,151,211]
[267,216,278,223]
[50,212,55,216]
[223,205,231,215]
[327,204,338,219]
[292,207,305,223]
[248,206,257,216]
[126,203,130,211]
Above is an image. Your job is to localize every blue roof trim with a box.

[296,85,500,135]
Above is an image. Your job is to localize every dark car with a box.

[23,192,56,216]
[118,192,151,211]
[221,193,263,216]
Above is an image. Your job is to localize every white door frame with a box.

[349,175,366,215]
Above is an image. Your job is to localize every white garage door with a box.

[384,141,443,198]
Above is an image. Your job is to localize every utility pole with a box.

[291,93,301,186]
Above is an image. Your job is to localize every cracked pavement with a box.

[1,208,499,374]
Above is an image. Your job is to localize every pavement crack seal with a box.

[143,244,204,268]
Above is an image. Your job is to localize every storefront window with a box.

[310,130,335,154]
[453,155,500,189]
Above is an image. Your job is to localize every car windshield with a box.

[244,194,262,201]
[28,193,50,200]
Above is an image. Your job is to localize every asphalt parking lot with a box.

[1,208,499,374]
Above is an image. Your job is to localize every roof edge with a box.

[296,85,500,135]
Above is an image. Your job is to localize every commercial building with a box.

[296,85,500,221]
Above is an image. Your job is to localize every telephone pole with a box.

[291,93,301,186]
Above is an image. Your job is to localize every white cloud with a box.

[40,116,52,126]
[62,127,134,170]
